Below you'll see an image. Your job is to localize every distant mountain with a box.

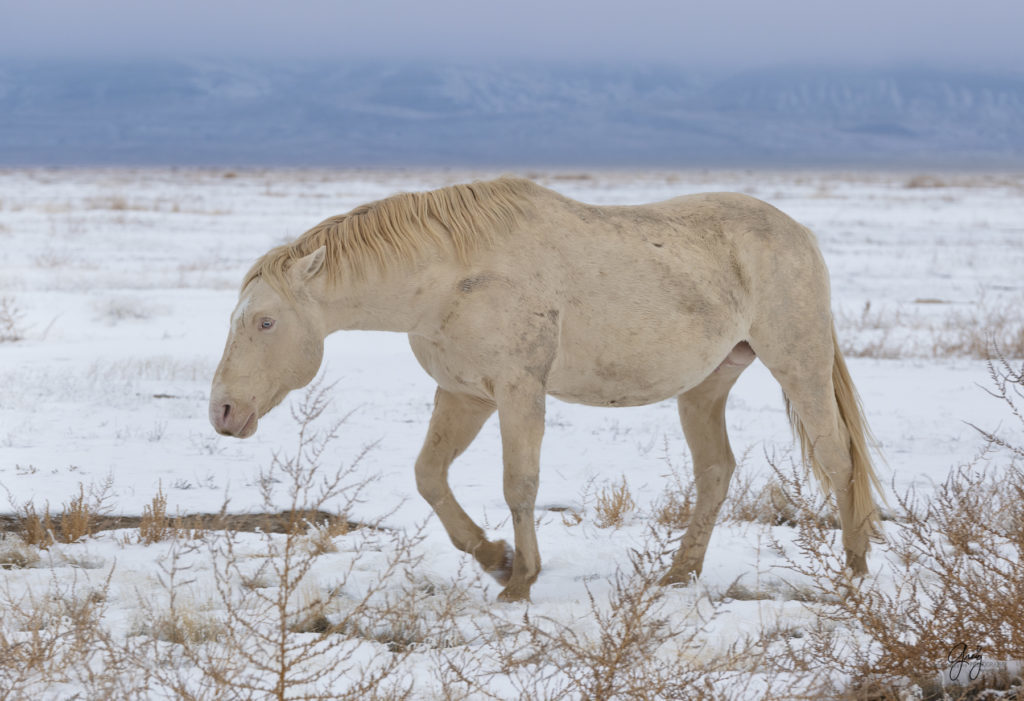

[1,60,1022,167]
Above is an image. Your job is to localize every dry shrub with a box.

[836,300,908,359]
[93,296,158,324]
[559,508,584,527]
[138,483,171,545]
[904,175,947,189]
[730,476,799,526]
[765,352,1024,699]
[9,358,1022,698]
[594,475,637,528]
[15,487,92,548]
[59,485,92,544]
[135,594,224,646]
[653,463,695,529]
[17,502,55,549]
[730,460,841,531]
[0,535,40,570]
[0,296,24,342]
[653,485,693,529]
[479,532,754,700]
[971,352,1024,463]
[10,477,115,549]
[931,304,1024,359]
[130,379,417,700]
[33,248,74,268]
[770,464,1024,699]
[650,445,838,532]
[85,195,133,211]
[838,297,1024,360]
[340,569,481,657]
[303,517,351,556]
[0,568,142,700]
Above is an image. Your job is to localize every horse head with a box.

[210,247,327,437]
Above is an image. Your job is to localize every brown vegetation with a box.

[0,296,24,342]
[594,476,637,529]
[837,298,1024,360]
[3,359,1024,698]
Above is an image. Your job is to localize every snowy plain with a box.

[1,168,1023,697]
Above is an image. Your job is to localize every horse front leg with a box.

[414,388,512,578]
[662,357,748,585]
[495,377,546,602]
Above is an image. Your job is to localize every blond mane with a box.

[242,177,537,296]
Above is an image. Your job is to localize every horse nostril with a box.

[221,404,232,422]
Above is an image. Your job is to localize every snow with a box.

[1,168,1022,696]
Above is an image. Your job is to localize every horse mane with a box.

[242,177,537,297]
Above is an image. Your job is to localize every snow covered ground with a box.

[1,168,1022,697]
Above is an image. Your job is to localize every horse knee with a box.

[693,459,735,495]
[415,462,447,506]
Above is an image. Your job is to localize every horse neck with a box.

[317,261,455,334]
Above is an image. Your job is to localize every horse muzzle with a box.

[210,399,258,438]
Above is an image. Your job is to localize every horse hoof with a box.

[659,566,698,587]
[497,583,531,603]
[479,540,515,586]
[845,550,868,577]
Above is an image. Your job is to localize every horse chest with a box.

[407,334,496,399]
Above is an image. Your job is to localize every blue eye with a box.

[260,318,275,330]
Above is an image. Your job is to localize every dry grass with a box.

[0,535,40,570]
[559,507,585,527]
[837,297,1024,360]
[93,295,161,324]
[125,379,419,700]
[653,478,694,529]
[904,175,948,189]
[594,475,637,528]
[837,300,909,359]
[16,502,56,549]
[760,352,1024,699]
[764,462,1024,699]
[0,568,140,700]
[135,595,224,646]
[303,517,351,556]
[652,444,696,529]
[14,491,91,548]
[931,304,1024,359]
[4,360,1024,698]
[33,249,74,268]
[137,482,171,545]
[0,296,24,342]
[728,459,842,532]
[59,485,93,544]
[84,195,135,211]
[9,479,115,548]
[418,521,763,700]
[653,447,839,532]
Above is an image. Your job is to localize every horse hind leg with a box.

[661,342,755,585]
[752,322,882,575]
[414,388,513,581]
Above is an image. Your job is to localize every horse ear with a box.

[293,246,327,283]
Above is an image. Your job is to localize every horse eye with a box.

[259,318,275,330]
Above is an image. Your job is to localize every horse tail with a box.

[787,320,885,541]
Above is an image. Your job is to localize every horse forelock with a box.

[240,177,536,299]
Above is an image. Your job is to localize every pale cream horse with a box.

[210,177,882,602]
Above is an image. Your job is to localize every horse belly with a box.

[545,334,726,407]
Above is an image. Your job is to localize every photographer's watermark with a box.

[922,642,1024,694]
[946,642,984,683]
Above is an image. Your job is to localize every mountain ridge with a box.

[1,60,1022,167]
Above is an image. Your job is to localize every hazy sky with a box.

[1,0,1022,70]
